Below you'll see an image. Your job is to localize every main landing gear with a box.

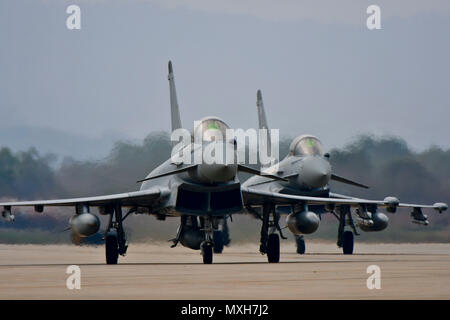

[104,204,129,264]
[267,233,280,263]
[295,235,306,254]
[342,230,354,254]
[213,217,230,254]
[335,205,357,255]
[259,204,286,263]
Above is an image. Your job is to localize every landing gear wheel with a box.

[267,233,280,263]
[296,235,306,254]
[343,231,354,254]
[105,232,119,264]
[213,231,224,254]
[201,241,213,264]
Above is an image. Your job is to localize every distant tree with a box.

[1,133,449,243]
[0,147,60,199]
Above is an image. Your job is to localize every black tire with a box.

[296,236,306,254]
[105,233,119,264]
[213,231,224,254]
[343,231,354,255]
[222,223,231,246]
[267,233,280,263]
[201,242,213,264]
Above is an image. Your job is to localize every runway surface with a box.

[0,242,449,299]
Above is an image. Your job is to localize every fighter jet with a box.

[0,61,283,264]
[0,65,446,265]
[241,90,448,262]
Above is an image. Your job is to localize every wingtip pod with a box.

[384,196,399,206]
[433,202,448,213]
[383,196,399,213]
[168,60,173,74]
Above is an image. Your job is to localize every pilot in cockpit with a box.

[290,135,324,157]
[193,117,230,143]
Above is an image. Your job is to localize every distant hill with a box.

[0,125,126,162]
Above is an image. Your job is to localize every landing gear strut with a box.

[170,216,188,248]
[104,204,128,264]
[336,205,356,255]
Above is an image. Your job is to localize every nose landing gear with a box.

[201,241,213,264]
[201,217,214,264]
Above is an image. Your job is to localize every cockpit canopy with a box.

[289,135,324,156]
[193,117,230,142]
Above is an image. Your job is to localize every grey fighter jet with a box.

[1,64,447,265]
[0,61,283,264]
[241,90,448,262]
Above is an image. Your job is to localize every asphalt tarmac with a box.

[0,242,449,299]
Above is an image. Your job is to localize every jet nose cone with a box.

[301,157,331,188]
[197,163,238,183]
[196,141,238,183]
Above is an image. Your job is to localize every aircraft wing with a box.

[329,192,446,210]
[0,188,166,209]
[242,187,448,213]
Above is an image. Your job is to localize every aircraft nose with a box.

[301,157,331,188]
[198,163,238,183]
[196,141,238,183]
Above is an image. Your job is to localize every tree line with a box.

[0,133,448,243]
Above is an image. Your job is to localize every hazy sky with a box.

[1,0,449,156]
